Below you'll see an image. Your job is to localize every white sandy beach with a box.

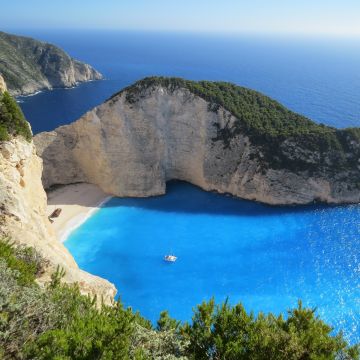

[47,183,112,242]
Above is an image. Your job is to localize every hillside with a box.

[35,77,360,205]
[0,31,102,95]
[120,77,360,175]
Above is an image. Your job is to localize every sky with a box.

[1,0,360,37]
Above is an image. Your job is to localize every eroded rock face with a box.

[35,86,360,205]
[0,138,116,302]
[0,74,7,92]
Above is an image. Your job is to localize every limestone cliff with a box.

[0,31,102,96]
[0,138,116,301]
[35,77,360,205]
[0,73,7,92]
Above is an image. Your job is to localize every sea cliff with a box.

[0,138,116,301]
[0,31,103,96]
[0,74,7,92]
[0,82,115,301]
[35,77,360,205]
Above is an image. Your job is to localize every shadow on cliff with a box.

[100,180,344,217]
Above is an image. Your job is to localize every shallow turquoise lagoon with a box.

[65,182,360,343]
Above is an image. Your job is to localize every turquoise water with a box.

[65,182,360,343]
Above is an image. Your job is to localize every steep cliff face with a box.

[0,31,103,96]
[0,138,116,301]
[35,78,360,205]
[0,73,7,92]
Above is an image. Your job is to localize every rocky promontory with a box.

[35,77,360,205]
[0,31,103,96]
[0,87,115,301]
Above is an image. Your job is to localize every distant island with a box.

[0,31,102,96]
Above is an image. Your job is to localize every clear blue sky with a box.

[1,0,360,37]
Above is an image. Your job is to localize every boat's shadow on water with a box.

[103,180,353,217]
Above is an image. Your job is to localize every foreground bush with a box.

[0,239,358,359]
[182,299,358,360]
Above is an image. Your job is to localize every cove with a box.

[65,181,360,343]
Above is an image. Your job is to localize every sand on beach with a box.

[47,183,111,242]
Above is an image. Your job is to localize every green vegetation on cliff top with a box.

[1,239,358,359]
[0,91,32,141]
[119,77,360,173]
[121,76,360,139]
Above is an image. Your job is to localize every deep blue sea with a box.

[14,30,360,132]
[11,30,360,342]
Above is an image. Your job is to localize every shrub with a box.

[181,298,359,360]
[26,301,135,360]
[0,124,9,141]
[0,259,56,359]
[157,311,181,332]
[0,239,42,286]
[0,91,32,141]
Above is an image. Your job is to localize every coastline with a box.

[14,78,105,99]
[47,183,112,242]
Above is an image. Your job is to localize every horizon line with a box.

[2,27,360,40]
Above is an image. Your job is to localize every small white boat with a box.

[164,255,177,262]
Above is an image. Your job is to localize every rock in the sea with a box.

[0,31,103,96]
[0,138,116,302]
[35,77,360,205]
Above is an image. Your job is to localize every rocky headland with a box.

[0,31,103,96]
[35,77,360,205]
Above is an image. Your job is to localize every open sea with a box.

[12,30,360,342]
